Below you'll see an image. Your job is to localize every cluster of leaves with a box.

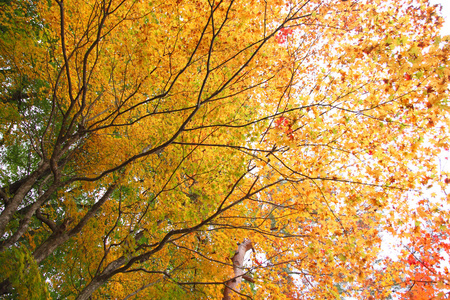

[394,199,450,300]
[0,0,449,299]
[0,246,50,299]
[275,27,294,44]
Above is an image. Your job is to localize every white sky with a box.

[431,0,450,35]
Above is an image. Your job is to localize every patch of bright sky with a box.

[431,0,450,36]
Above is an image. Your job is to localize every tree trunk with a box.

[75,257,127,300]
[222,239,253,300]
[75,277,106,300]
[0,163,49,238]
[33,231,69,264]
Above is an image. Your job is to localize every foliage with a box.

[0,246,50,299]
[0,0,449,299]
[395,197,450,300]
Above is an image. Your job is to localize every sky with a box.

[431,0,450,35]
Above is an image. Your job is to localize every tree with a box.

[0,0,449,299]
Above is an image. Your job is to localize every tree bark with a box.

[75,257,127,300]
[33,184,116,263]
[222,239,253,300]
[75,277,106,300]
[0,163,49,238]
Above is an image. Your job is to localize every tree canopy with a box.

[0,0,450,299]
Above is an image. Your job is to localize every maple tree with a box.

[0,0,450,299]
